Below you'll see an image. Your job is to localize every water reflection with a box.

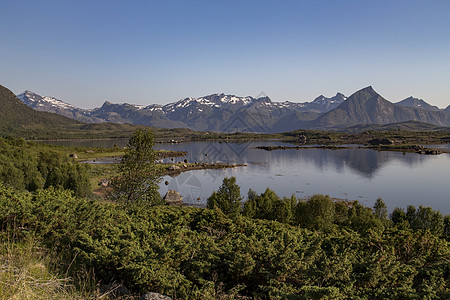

[154,142,428,179]
[156,142,449,213]
[39,140,450,213]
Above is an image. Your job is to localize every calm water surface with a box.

[154,142,450,214]
[40,140,450,213]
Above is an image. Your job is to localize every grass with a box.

[0,234,137,299]
[0,235,78,299]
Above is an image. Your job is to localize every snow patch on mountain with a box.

[18,91,80,111]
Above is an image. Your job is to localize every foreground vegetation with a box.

[1,131,449,299]
[1,179,449,299]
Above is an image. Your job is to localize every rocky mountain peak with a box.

[396,96,440,112]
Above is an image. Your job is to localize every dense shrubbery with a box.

[210,177,449,238]
[0,137,90,197]
[0,129,448,298]
[1,179,449,299]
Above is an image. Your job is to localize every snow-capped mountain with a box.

[298,93,347,113]
[18,90,77,110]
[17,91,348,132]
[17,91,103,123]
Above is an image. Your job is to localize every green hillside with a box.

[0,84,159,139]
[344,120,450,133]
[0,84,83,138]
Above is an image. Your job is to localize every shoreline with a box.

[255,144,450,154]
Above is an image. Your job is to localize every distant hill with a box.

[308,86,450,130]
[0,84,157,139]
[344,120,450,133]
[396,96,440,112]
[17,90,106,123]
[0,85,83,137]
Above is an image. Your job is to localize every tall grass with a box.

[0,234,135,299]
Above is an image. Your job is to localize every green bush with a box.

[0,182,449,299]
[0,137,91,197]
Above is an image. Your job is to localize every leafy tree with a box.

[334,201,349,225]
[443,215,450,241]
[373,197,388,220]
[243,188,278,220]
[38,150,91,197]
[406,205,416,224]
[410,205,444,235]
[296,194,335,231]
[275,195,297,224]
[110,129,163,205]
[0,161,25,190]
[347,200,383,233]
[207,176,242,217]
[243,188,296,224]
[390,207,409,229]
[373,197,391,228]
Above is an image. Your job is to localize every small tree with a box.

[110,129,162,205]
[207,176,242,217]
[296,194,335,231]
[373,198,388,220]
[390,207,409,229]
[410,205,444,235]
[373,197,392,228]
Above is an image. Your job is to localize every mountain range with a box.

[17,91,348,132]
[14,86,450,133]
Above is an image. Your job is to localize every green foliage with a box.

[243,188,296,224]
[0,137,91,197]
[0,183,449,299]
[296,194,336,231]
[207,176,242,218]
[391,205,445,236]
[242,192,391,234]
[411,205,445,235]
[390,207,409,228]
[109,129,163,205]
[374,197,388,220]
[444,216,450,241]
[347,201,384,233]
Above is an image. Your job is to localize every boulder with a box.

[140,292,172,300]
[69,153,78,159]
[163,189,183,206]
[98,180,110,187]
[168,165,181,171]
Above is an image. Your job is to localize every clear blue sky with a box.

[1,0,449,108]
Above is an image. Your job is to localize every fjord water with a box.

[42,140,450,213]
[155,142,450,214]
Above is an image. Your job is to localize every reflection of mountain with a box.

[262,147,426,179]
[255,145,417,177]
[156,142,428,179]
[322,148,426,178]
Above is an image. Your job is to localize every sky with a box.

[1,0,449,109]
